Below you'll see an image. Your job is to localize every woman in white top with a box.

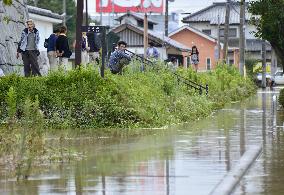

[190,46,199,72]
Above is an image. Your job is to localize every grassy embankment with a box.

[0,63,256,179]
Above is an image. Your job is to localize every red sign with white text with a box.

[96,0,163,13]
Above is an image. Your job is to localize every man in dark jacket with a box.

[17,19,41,77]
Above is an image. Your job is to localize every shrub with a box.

[0,65,256,129]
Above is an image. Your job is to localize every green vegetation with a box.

[0,65,256,130]
[3,0,12,6]
[0,64,256,179]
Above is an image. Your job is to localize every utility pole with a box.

[239,0,245,76]
[63,0,66,26]
[100,0,103,25]
[144,13,148,59]
[217,14,221,60]
[165,0,169,36]
[223,0,230,64]
[261,40,267,88]
[75,0,84,67]
[85,0,88,26]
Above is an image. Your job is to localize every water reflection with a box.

[0,89,284,194]
[233,88,284,195]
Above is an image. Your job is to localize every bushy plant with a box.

[0,65,256,129]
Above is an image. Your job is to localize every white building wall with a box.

[32,20,53,51]
[188,22,257,40]
[245,25,257,39]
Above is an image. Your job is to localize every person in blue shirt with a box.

[47,28,60,72]
[146,42,159,60]
[108,41,131,74]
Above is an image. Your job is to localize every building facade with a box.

[182,2,272,65]
[169,26,223,71]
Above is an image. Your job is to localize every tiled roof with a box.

[182,2,251,25]
[28,5,63,20]
[115,12,158,24]
[111,23,190,52]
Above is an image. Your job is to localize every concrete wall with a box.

[0,0,28,75]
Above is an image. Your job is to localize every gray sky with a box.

[87,0,226,15]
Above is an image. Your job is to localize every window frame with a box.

[202,29,212,35]
[206,57,211,70]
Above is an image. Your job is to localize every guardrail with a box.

[173,72,208,95]
[124,49,154,66]
[124,49,208,95]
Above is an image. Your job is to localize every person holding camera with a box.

[17,19,41,77]
[108,41,131,74]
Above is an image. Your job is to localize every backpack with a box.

[44,38,49,48]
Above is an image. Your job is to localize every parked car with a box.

[255,73,271,86]
[274,71,284,85]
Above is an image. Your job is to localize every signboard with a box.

[81,25,105,33]
[96,0,163,13]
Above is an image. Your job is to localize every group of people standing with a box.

[16,19,72,76]
[16,19,101,77]
[47,26,72,72]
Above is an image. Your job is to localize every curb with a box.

[209,145,262,195]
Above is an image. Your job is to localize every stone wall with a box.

[0,0,28,75]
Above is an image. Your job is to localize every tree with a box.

[249,0,284,68]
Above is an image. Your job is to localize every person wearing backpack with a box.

[46,28,60,72]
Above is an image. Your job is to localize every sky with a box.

[87,0,227,15]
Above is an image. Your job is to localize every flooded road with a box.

[0,88,283,195]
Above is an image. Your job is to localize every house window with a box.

[220,28,237,37]
[137,20,143,28]
[206,58,211,70]
[137,20,153,30]
[202,29,211,35]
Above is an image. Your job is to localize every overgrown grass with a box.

[0,63,256,179]
[0,64,256,129]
